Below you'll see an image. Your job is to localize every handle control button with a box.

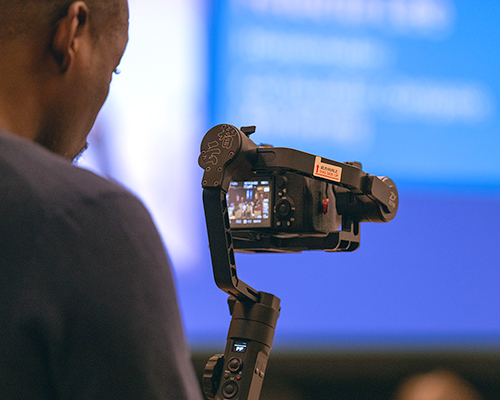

[222,381,239,399]
[227,357,243,373]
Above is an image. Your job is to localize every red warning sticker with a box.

[313,156,342,182]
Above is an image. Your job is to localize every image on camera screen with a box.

[227,180,272,228]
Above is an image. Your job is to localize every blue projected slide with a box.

[189,0,500,351]
[208,0,500,190]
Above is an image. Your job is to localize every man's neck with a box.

[0,42,46,141]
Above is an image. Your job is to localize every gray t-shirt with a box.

[0,131,202,399]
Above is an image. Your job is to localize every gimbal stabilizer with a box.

[199,124,398,400]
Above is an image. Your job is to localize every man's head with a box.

[0,0,129,159]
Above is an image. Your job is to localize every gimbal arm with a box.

[199,123,399,296]
[199,124,261,301]
[202,187,260,302]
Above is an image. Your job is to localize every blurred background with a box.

[79,0,500,398]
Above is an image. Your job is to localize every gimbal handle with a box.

[202,293,280,400]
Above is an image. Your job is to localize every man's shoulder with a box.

[0,131,133,203]
[0,130,161,261]
[0,130,145,229]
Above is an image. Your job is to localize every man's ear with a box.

[51,1,90,73]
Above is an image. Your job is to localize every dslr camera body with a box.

[200,124,397,253]
[227,172,341,247]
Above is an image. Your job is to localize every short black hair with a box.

[0,0,126,42]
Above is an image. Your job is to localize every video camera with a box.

[200,124,398,254]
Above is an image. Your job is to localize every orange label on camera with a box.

[313,156,342,182]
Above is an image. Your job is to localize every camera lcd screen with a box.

[227,180,272,228]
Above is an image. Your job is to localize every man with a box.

[0,1,203,399]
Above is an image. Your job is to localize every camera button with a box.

[222,381,238,399]
[276,200,291,218]
[276,176,287,188]
[228,357,243,373]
